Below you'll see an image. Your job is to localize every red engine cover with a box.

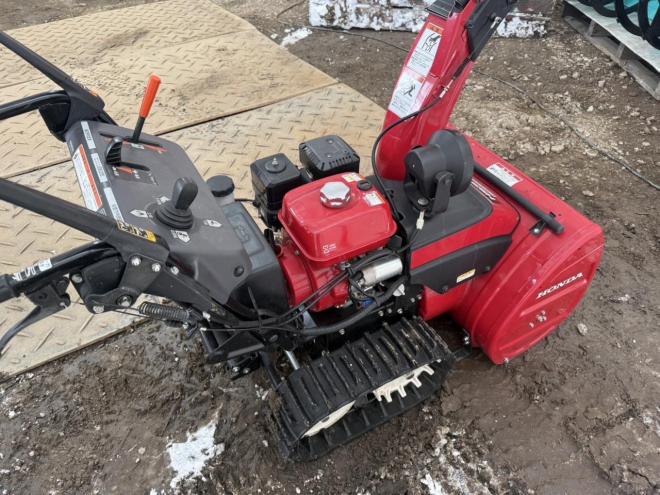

[279,174,397,267]
[278,173,397,311]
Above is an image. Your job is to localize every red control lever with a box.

[132,74,161,143]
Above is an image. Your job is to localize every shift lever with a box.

[132,74,161,143]
[155,178,198,229]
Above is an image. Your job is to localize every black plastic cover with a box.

[411,236,512,294]
[64,121,252,304]
[223,202,289,313]
[250,153,304,227]
[467,0,516,60]
[299,135,360,180]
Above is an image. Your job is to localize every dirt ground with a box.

[1,1,659,494]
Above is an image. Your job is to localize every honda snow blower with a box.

[0,0,604,461]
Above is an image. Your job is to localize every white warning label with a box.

[407,24,443,77]
[81,121,96,150]
[91,152,108,183]
[364,191,384,207]
[388,70,425,118]
[104,187,124,222]
[487,163,522,187]
[72,145,103,212]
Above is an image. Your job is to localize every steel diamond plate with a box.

[0,0,253,88]
[0,11,334,177]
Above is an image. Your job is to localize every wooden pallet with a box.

[563,0,660,99]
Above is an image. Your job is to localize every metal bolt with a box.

[59,302,67,309]
[463,335,471,346]
[92,305,105,314]
[182,322,189,330]
[117,295,132,308]
[410,297,417,303]
[503,358,510,365]
[199,327,207,332]
[378,311,385,317]
[396,308,403,314]
[387,308,393,314]
[130,256,141,267]
[532,227,541,235]
[232,366,241,373]
[71,274,83,284]
[151,263,161,273]
[416,294,423,301]
[170,266,180,275]
[242,368,250,374]
[417,197,429,207]
[338,329,346,335]
[202,311,211,320]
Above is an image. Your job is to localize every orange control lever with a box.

[132,74,161,142]
[139,75,161,119]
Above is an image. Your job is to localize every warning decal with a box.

[388,70,425,118]
[487,163,522,188]
[407,24,443,77]
[116,221,157,243]
[72,145,103,211]
[81,122,96,150]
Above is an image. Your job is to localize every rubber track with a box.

[275,317,455,461]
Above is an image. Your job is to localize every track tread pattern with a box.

[274,317,455,461]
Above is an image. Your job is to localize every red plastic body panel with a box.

[418,141,604,363]
[279,174,397,268]
[376,5,478,181]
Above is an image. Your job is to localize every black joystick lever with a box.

[155,178,198,229]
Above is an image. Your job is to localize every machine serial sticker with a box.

[364,191,384,207]
[104,187,124,222]
[12,258,52,282]
[116,220,157,242]
[457,268,476,284]
[487,163,522,188]
[388,70,425,118]
[81,122,96,150]
[72,145,103,211]
[407,24,443,77]
[341,173,363,183]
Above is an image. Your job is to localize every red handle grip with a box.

[139,75,161,119]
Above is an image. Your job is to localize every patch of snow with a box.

[309,0,546,37]
[421,473,445,495]
[281,28,313,47]
[642,409,660,438]
[167,418,223,489]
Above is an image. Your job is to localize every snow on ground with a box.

[281,28,313,47]
[167,417,223,489]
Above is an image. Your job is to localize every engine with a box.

[250,136,401,312]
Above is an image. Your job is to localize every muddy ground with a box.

[1,1,659,494]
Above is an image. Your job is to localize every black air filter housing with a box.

[250,153,304,228]
[299,135,360,180]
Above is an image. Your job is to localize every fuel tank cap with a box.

[320,181,351,209]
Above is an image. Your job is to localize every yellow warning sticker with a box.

[116,220,157,243]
